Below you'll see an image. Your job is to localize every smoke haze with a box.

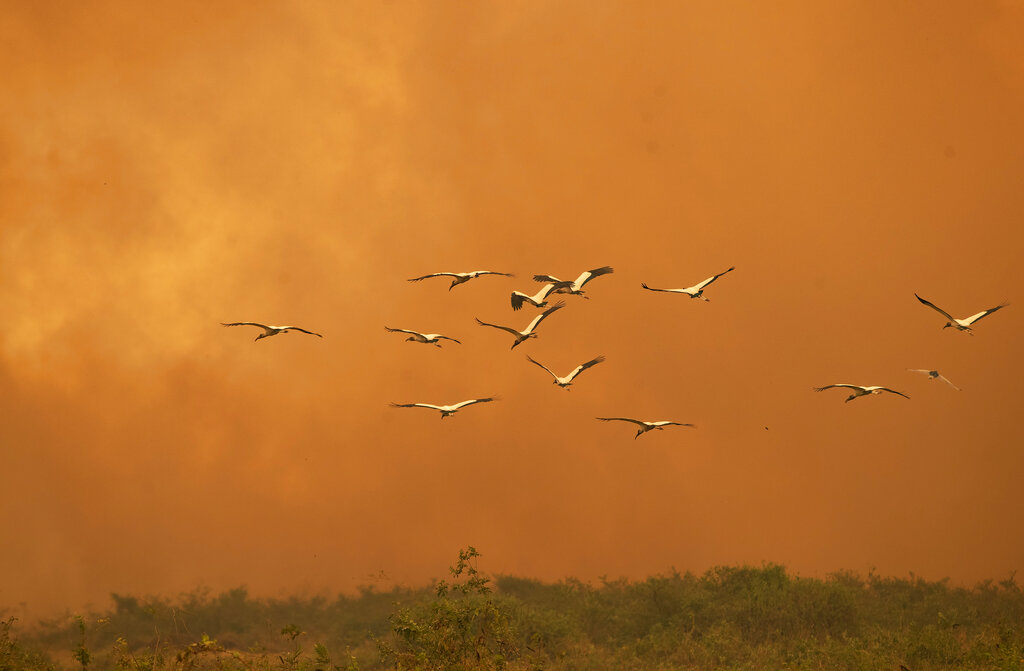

[2,1,1022,615]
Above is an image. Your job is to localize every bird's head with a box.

[448,281,457,291]
[405,336,415,342]
[254,333,267,341]
[634,430,642,439]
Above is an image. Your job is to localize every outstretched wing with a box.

[475,318,522,337]
[813,384,864,392]
[690,266,735,292]
[470,271,514,278]
[532,274,564,284]
[408,272,459,282]
[450,397,498,410]
[573,266,614,289]
[875,387,910,399]
[523,301,566,334]
[565,355,606,381]
[434,334,461,344]
[960,303,1008,326]
[510,292,529,311]
[596,417,647,427]
[914,294,956,322]
[511,284,555,310]
[222,322,271,329]
[385,326,421,337]
[284,326,323,337]
[525,356,559,381]
[390,402,442,411]
[640,283,686,294]
[934,374,961,391]
[655,421,695,428]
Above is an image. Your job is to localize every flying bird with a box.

[532,266,614,298]
[596,417,695,439]
[813,384,910,403]
[510,283,558,311]
[476,301,566,349]
[640,266,735,301]
[221,322,323,341]
[390,398,497,418]
[907,369,961,391]
[914,293,1007,333]
[384,327,460,347]
[526,355,605,389]
[407,270,514,291]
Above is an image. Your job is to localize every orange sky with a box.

[2,1,1023,616]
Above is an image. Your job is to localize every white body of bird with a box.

[596,417,695,439]
[407,270,514,291]
[532,266,614,298]
[526,355,605,389]
[914,294,1007,333]
[907,369,961,391]
[390,398,497,418]
[222,322,323,341]
[384,327,460,347]
[813,384,910,403]
[640,266,735,301]
[476,301,566,349]
[510,283,558,311]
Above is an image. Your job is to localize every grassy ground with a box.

[3,548,1022,670]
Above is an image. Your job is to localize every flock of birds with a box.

[221,267,1008,438]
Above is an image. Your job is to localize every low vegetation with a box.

[3,548,1022,670]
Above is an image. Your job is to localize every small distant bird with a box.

[641,266,735,301]
[532,266,614,298]
[222,322,323,341]
[390,398,497,418]
[596,417,695,439]
[907,369,961,391]
[407,270,514,291]
[476,301,566,349]
[914,294,1007,333]
[384,327,460,347]
[813,384,909,403]
[510,283,558,311]
[526,355,605,390]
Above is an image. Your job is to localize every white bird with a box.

[532,266,614,298]
[526,355,605,390]
[914,294,1008,334]
[407,270,514,291]
[476,301,566,349]
[384,326,460,347]
[596,417,696,439]
[640,266,735,301]
[510,283,558,311]
[221,322,323,341]
[390,397,498,418]
[907,369,961,391]
[813,384,909,403]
